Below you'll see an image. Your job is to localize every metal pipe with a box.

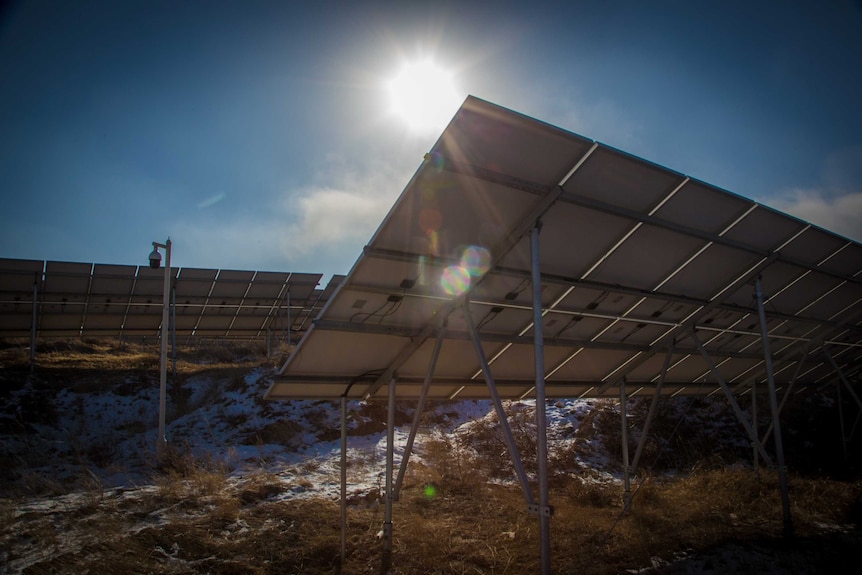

[690,328,773,465]
[394,321,445,499]
[752,379,759,473]
[755,276,793,538]
[381,375,396,574]
[341,394,348,564]
[620,378,632,512]
[155,239,172,456]
[531,223,551,575]
[171,281,177,379]
[631,346,673,474]
[463,300,535,506]
[30,277,38,372]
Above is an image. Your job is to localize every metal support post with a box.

[30,278,38,372]
[286,290,292,348]
[620,379,632,512]
[837,382,848,462]
[340,394,348,564]
[463,300,535,507]
[152,238,172,457]
[824,349,862,411]
[171,282,177,379]
[755,277,793,538]
[530,223,552,575]
[762,346,810,445]
[395,321,446,499]
[690,328,773,465]
[752,379,759,474]
[381,375,396,575]
[631,346,673,475]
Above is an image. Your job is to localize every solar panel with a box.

[77,264,137,335]
[0,258,43,336]
[39,261,92,336]
[266,96,862,401]
[0,260,327,341]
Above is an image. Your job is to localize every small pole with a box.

[154,238,172,457]
[752,380,759,475]
[171,280,177,379]
[620,378,632,512]
[381,375,396,574]
[755,276,793,538]
[530,223,552,575]
[341,394,348,564]
[30,277,38,372]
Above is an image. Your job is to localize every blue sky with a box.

[2,0,861,285]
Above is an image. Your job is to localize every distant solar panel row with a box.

[0,258,343,340]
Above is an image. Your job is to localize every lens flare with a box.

[419,208,442,234]
[461,246,491,277]
[441,265,471,296]
[423,484,437,498]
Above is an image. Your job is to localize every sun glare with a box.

[387,59,460,134]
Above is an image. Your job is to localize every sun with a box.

[386,59,460,134]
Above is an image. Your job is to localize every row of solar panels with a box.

[0,258,344,340]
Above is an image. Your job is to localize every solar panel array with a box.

[0,258,343,341]
[267,96,862,400]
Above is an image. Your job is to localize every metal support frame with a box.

[171,282,177,378]
[381,374,396,575]
[824,348,862,451]
[152,239,172,456]
[754,276,794,538]
[620,378,632,512]
[838,382,848,462]
[30,278,38,372]
[463,299,535,506]
[394,320,446,499]
[631,346,674,475]
[690,328,773,465]
[752,379,759,473]
[530,223,552,575]
[340,394,348,564]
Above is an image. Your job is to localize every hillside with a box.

[1,339,860,574]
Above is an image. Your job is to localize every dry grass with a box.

[6,467,857,574]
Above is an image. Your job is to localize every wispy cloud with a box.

[769,189,862,242]
[171,153,417,275]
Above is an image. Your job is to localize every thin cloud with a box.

[769,189,862,242]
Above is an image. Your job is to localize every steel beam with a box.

[394,320,446,499]
[463,300,536,507]
[381,375,396,574]
[531,223,552,575]
[755,277,794,538]
[690,328,773,465]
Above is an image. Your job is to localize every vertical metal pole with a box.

[171,281,177,379]
[837,382,848,462]
[395,322,445,499]
[381,375,396,575]
[530,223,551,575]
[752,379,759,474]
[341,394,348,564]
[266,326,271,359]
[157,239,171,456]
[755,277,793,538]
[30,278,38,372]
[620,379,632,512]
[286,290,291,349]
